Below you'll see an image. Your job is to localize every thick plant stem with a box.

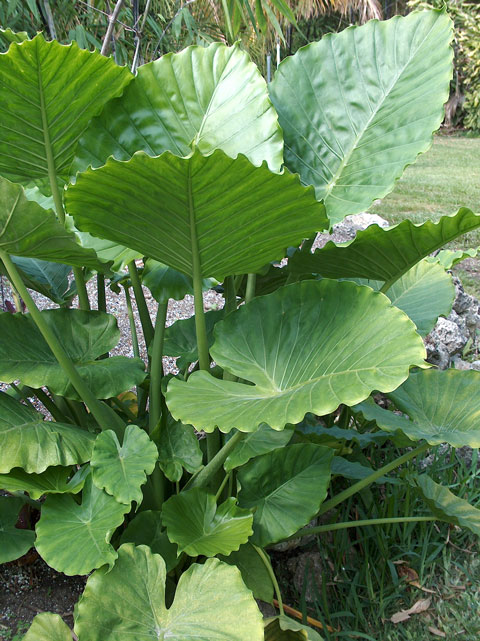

[245,273,256,303]
[73,267,90,310]
[287,516,437,542]
[188,431,246,490]
[214,471,232,502]
[319,442,430,515]
[123,284,140,358]
[253,545,284,615]
[97,274,106,312]
[33,388,66,423]
[0,252,121,433]
[149,303,168,433]
[128,261,154,347]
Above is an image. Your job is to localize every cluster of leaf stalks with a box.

[1,7,480,641]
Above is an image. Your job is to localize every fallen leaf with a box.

[390,598,431,624]
[428,626,446,637]
[397,564,419,583]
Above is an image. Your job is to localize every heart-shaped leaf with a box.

[35,474,129,575]
[224,424,294,472]
[414,474,480,537]
[6,258,73,305]
[156,416,202,483]
[0,309,146,400]
[354,369,480,448]
[0,496,35,563]
[23,613,73,641]
[289,208,480,286]
[120,511,178,571]
[269,10,453,224]
[0,392,94,474]
[0,177,109,272]
[218,543,274,603]
[237,444,334,546]
[73,42,283,173]
[65,149,328,281]
[386,260,455,336]
[74,544,264,641]
[0,34,132,185]
[91,425,158,505]
[162,488,253,557]
[166,280,426,433]
[163,309,224,370]
[0,465,88,500]
[264,615,323,640]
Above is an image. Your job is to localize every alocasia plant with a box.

[1,9,479,640]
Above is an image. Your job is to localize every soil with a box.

[0,551,85,639]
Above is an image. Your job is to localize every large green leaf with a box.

[65,149,328,281]
[35,474,129,575]
[289,208,480,285]
[73,42,283,173]
[0,176,109,272]
[264,616,323,641]
[0,34,132,185]
[224,424,294,472]
[0,309,146,400]
[414,474,480,537]
[0,496,35,563]
[386,260,455,336]
[0,465,88,500]
[120,511,178,571]
[23,613,73,641]
[163,309,224,370]
[162,488,253,557]
[143,259,214,304]
[0,392,94,474]
[7,257,73,305]
[269,10,453,224]
[354,369,480,448]
[156,416,203,483]
[74,544,264,641]
[74,232,141,273]
[218,543,274,603]
[91,425,158,505]
[166,280,426,433]
[237,444,333,546]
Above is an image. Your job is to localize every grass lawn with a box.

[370,134,480,297]
[370,135,480,224]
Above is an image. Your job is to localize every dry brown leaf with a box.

[390,598,432,624]
[428,626,446,637]
[397,565,419,583]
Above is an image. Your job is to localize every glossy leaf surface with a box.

[120,511,178,571]
[0,34,131,184]
[0,177,109,272]
[23,613,73,641]
[0,496,35,563]
[75,544,264,641]
[386,260,454,336]
[224,424,294,472]
[156,417,202,482]
[289,208,480,283]
[66,150,327,281]
[218,543,274,603]
[0,310,146,400]
[35,475,128,575]
[0,465,87,499]
[167,280,426,432]
[355,369,480,448]
[269,10,453,224]
[91,425,158,504]
[0,392,94,474]
[162,488,253,556]
[237,444,333,546]
[414,474,480,537]
[74,42,283,173]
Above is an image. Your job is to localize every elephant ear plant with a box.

[1,9,480,640]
